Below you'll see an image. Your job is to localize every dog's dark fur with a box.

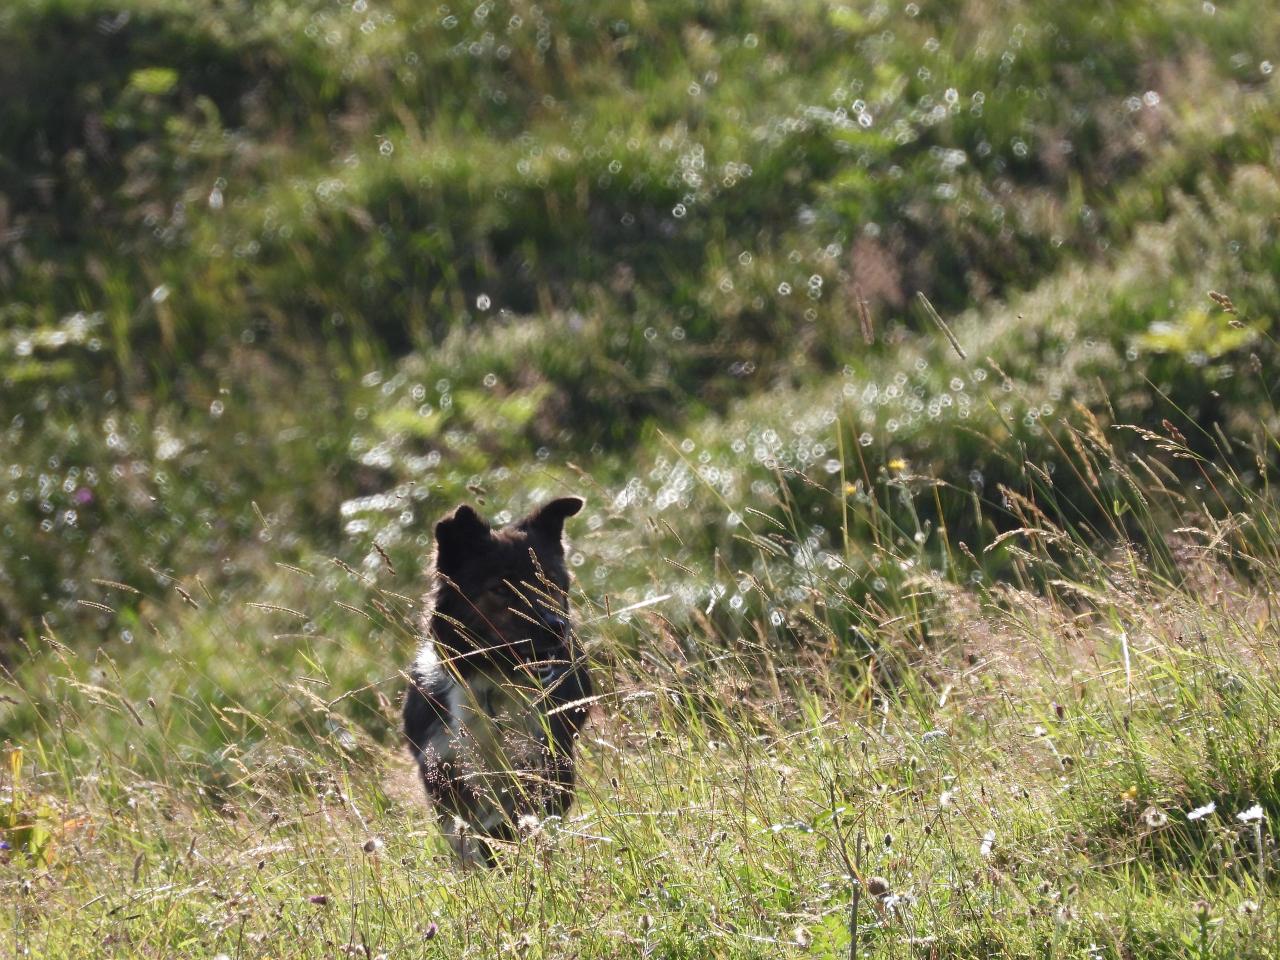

[402,497,593,865]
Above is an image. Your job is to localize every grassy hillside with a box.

[3,0,1280,956]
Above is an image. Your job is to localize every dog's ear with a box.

[521,496,584,543]
[434,503,491,574]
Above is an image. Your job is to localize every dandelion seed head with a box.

[518,813,543,836]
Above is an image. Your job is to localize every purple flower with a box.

[73,487,94,506]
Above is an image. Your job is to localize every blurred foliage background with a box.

[1,0,1278,659]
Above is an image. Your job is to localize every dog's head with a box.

[428,497,585,666]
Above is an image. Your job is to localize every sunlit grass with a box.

[7,353,1280,955]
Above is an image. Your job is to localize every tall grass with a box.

[6,344,1280,957]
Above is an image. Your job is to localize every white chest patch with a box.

[420,660,556,825]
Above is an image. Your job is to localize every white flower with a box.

[1187,802,1216,821]
[883,892,916,914]
[979,829,996,857]
[1237,804,1265,823]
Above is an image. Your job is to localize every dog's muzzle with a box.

[530,608,573,685]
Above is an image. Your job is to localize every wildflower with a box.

[793,925,812,948]
[888,458,908,472]
[1141,806,1168,829]
[1187,801,1216,821]
[865,876,891,898]
[308,894,329,905]
[980,829,996,857]
[1237,804,1265,823]
[422,922,439,941]
[1239,900,1260,916]
[362,837,384,854]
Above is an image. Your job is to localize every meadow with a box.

[3,0,1280,956]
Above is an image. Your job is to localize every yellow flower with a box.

[888,458,907,472]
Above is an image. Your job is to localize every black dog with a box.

[403,497,593,864]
